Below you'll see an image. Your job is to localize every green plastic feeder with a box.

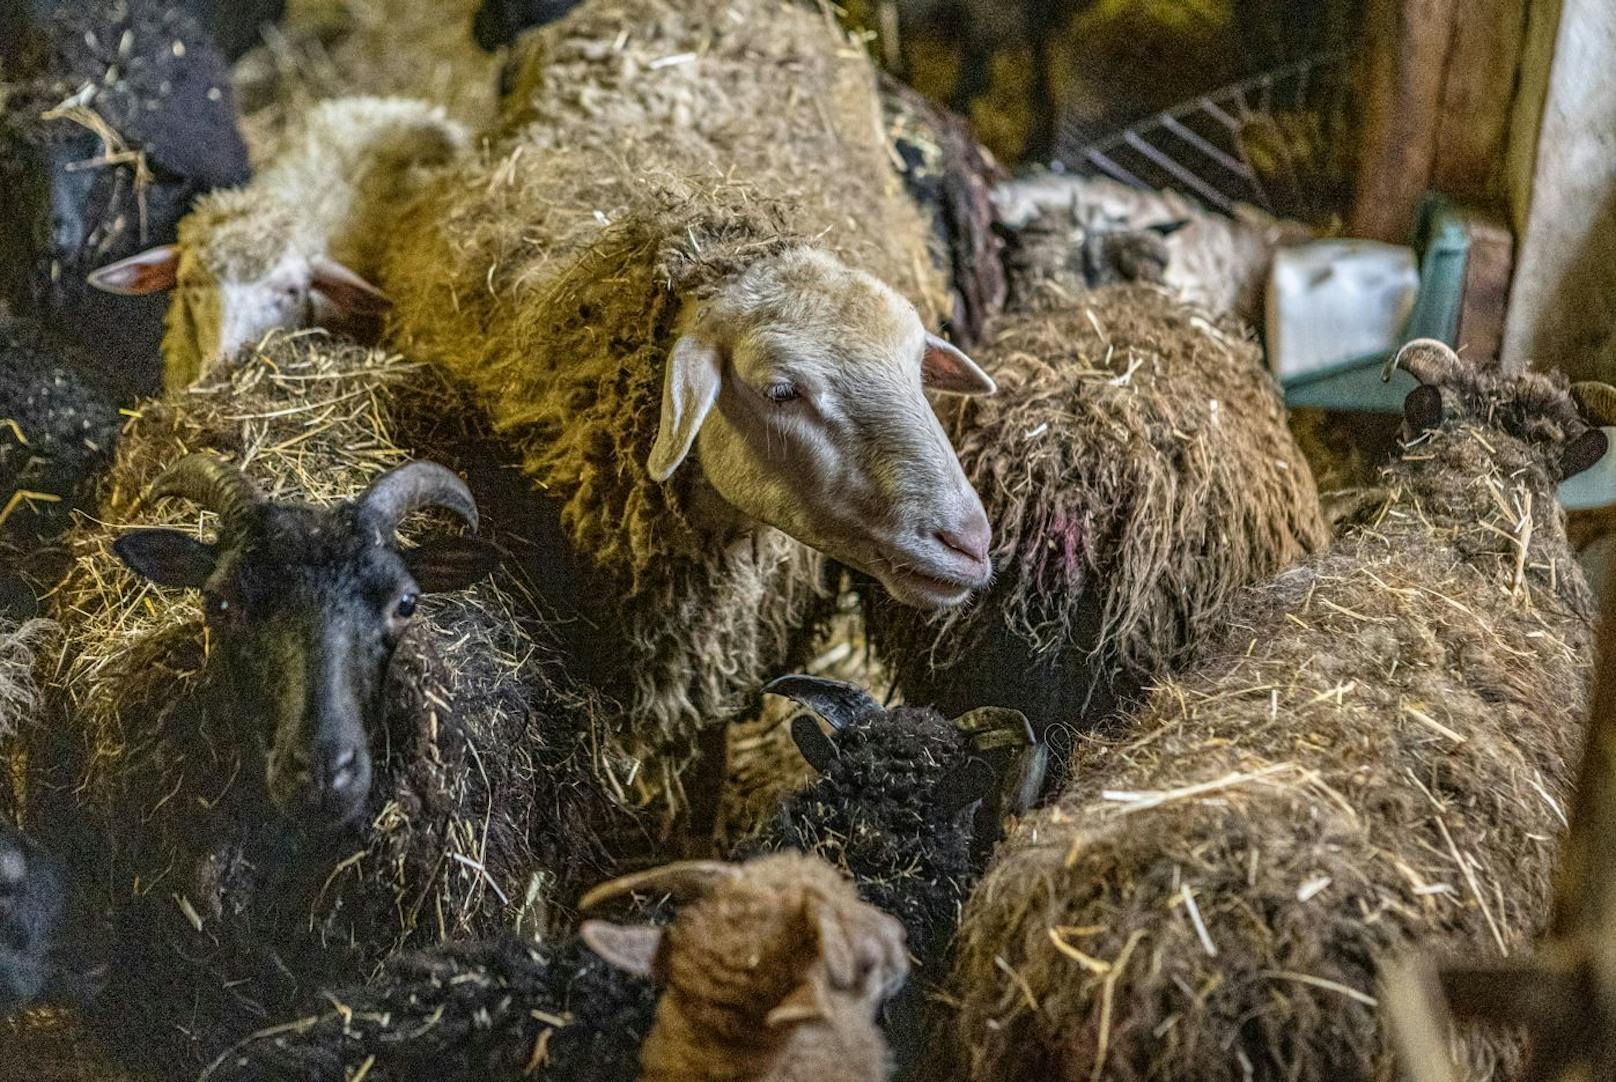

[1281,194,1470,413]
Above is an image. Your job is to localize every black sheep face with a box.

[1393,339,1616,488]
[112,460,501,832]
[761,675,1044,956]
[0,0,253,390]
[198,504,417,828]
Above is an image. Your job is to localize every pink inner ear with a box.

[922,334,996,395]
[311,258,392,316]
[87,246,180,295]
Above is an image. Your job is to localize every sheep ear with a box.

[113,530,217,588]
[403,536,502,592]
[764,675,880,732]
[789,713,838,773]
[922,333,995,396]
[1002,742,1050,815]
[806,897,907,1002]
[1403,384,1444,435]
[766,978,833,1027]
[579,920,663,980]
[310,256,392,317]
[87,246,180,295]
[648,333,723,482]
[1562,428,1610,481]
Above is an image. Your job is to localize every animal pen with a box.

[4,1,1616,1080]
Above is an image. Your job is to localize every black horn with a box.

[357,461,479,536]
[763,675,881,732]
[147,454,260,534]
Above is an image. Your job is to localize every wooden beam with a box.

[1455,211,1515,371]
[1350,0,1458,241]
[1430,0,1532,205]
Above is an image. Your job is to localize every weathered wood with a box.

[1352,0,1535,243]
[1431,0,1531,204]
[1350,0,1457,241]
[1455,211,1515,371]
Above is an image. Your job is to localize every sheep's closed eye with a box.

[764,381,800,404]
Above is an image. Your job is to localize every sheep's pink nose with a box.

[937,516,990,566]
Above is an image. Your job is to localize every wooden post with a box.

[1349,0,1458,241]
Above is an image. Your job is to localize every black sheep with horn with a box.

[746,676,1045,1076]
[113,453,499,829]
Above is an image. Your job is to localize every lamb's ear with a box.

[579,920,663,980]
[648,333,723,481]
[403,536,503,592]
[87,246,180,295]
[113,530,216,588]
[766,978,833,1027]
[1403,384,1444,435]
[311,256,392,317]
[922,333,996,396]
[1562,428,1610,480]
[789,713,839,773]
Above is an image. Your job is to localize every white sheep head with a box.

[85,191,389,392]
[650,247,996,610]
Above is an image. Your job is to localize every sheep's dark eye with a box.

[204,592,237,624]
[396,594,418,619]
[764,382,799,404]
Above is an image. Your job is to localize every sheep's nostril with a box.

[325,747,361,795]
[936,526,989,566]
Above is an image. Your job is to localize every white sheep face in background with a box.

[648,248,997,610]
[86,228,389,391]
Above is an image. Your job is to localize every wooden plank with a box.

[1431,0,1531,205]
[1454,211,1515,371]
[1349,0,1458,241]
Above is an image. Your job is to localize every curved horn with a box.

[357,461,479,536]
[1385,339,1462,387]
[580,860,742,911]
[147,454,259,534]
[951,706,1034,751]
[1573,382,1616,428]
[763,675,880,732]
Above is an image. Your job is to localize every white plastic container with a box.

[1266,239,1420,382]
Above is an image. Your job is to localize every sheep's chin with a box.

[874,565,977,610]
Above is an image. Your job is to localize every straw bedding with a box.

[865,284,1328,761]
[22,333,638,1073]
[938,366,1598,1081]
[380,0,941,790]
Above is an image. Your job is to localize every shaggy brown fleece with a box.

[24,334,637,1074]
[865,284,1328,757]
[937,363,1601,1081]
[380,0,935,785]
